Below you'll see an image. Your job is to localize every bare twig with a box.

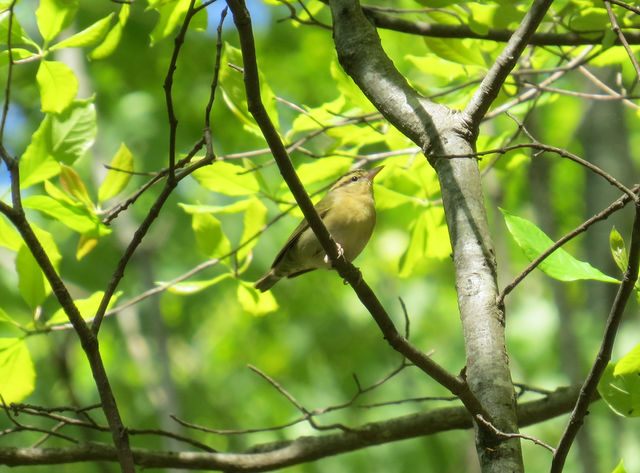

[476,414,555,453]
[551,202,640,471]
[604,0,640,91]
[226,0,488,420]
[499,186,638,305]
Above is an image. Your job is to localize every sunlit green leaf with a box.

[237,281,278,316]
[191,212,231,258]
[610,460,627,473]
[89,4,129,60]
[16,245,48,309]
[76,235,98,260]
[610,226,628,273]
[37,60,79,113]
[163,273,231,295]
[60,164,93,206]
[220,42,279,136]
[36,0,78,45]
[0,215,21,251]
[0,11,33,46]
[50,13,114,50]
[501,209,619,283]
[179,200,254,215]
[192,161,260,196]
[47,290,121,326]
[0,338,35,403]
[598,362,640,417]
[98,142,134,203]
[614,344,640,377]
[23,193,110,236]
[238,198,267,262]
[20,100,97,188]
[0,48,34,66]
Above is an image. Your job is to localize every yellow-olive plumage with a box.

[254,167,382,292]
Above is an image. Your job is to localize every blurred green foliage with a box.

[1,1,639,472]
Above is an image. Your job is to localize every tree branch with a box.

[362,6,640,45]
[551,203,640,470]
[0,385,587,471]
[225,0,487,420]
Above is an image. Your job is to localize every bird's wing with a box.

[271,208,330,268]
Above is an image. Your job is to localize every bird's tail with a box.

[254,270,280,292]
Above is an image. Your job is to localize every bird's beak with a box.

[366,166,384,181]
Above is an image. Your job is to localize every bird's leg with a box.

[324,242,344,264]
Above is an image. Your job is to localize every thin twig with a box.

[551,202,640,471]
[604,0,640,91]
[498,186,638,305]
[476,414,555,453]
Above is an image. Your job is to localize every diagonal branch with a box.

[550,205,640,470]
[225,0,486,419]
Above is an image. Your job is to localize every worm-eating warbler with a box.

[254,167,382,292]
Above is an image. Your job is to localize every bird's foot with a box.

[324,242,344,264]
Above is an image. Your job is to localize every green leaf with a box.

[398,207,450,278]
[179,200,254,215]
[237,281,278,316]
[49,100,97,164]
[614,344,640,377]
[50,13,114,50]
[36,0,78,45]
[610,460,627,473]
[163,273,232,295]
[501,209,619,283]
[0,11,34,46]
[423,37,487,68]
[0,338,35,403]
[76,235,98,260]
[89,4,129,60]
[610,226,628,273]
[20,100,97,188]
[23,191,110,237]
[220,42,279,136]
[598,362,640,417]
[0,48,35,66]
[60,164,93,206]
[191,212,231,258]
[98,143,134,203]
[192,161,260,196]
[238,198,267,262]
[16,245,48,309]
[0,215,21,251]
[46,290,120,326]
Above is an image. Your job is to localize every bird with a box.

[254,166,383,292]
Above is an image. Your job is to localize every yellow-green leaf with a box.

[237,282,278,316]
[0,338,35,403]
[36,60,78,114]
[51,13,114,50]
[60,164,93,206]
[98,143,134,203]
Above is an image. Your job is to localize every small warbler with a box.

[254,167,382,292]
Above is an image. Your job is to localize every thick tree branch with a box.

[0,386,586,471]
[363,7,640,45]
[328,0,531,472]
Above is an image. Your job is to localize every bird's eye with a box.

[351,176,359,182]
